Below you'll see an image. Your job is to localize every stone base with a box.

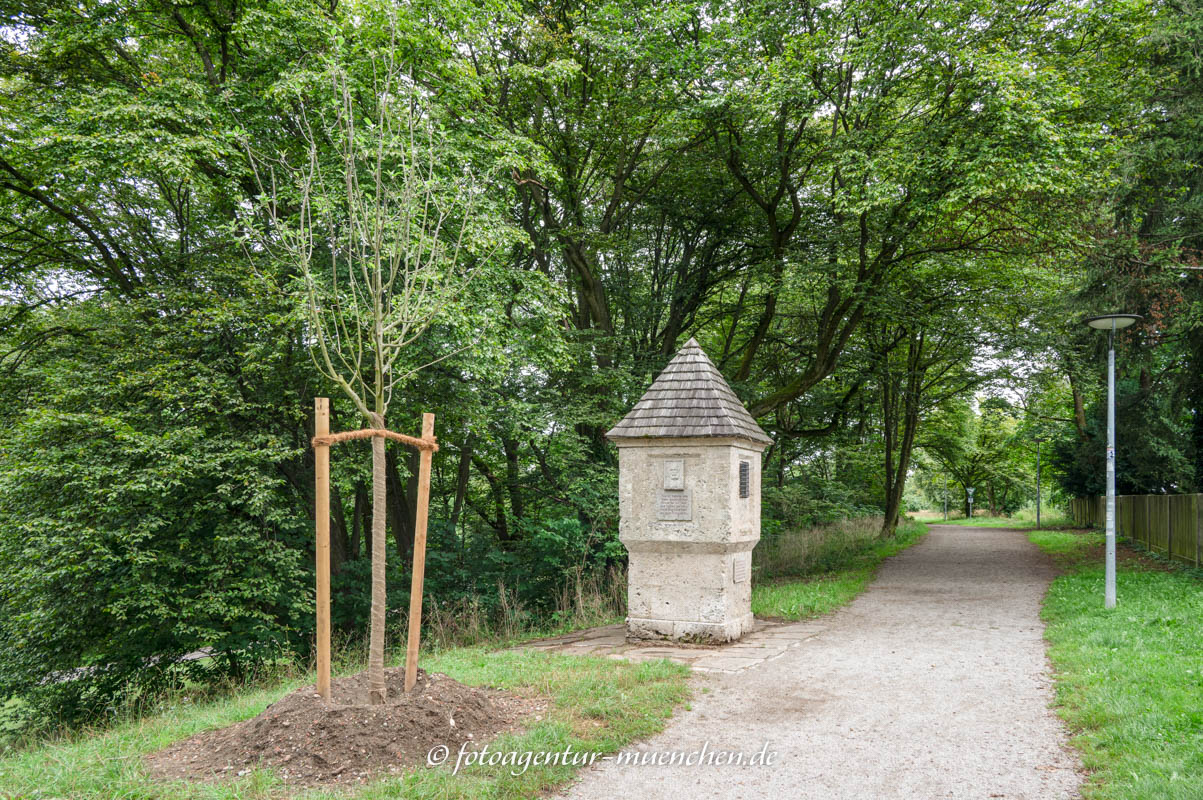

[626,612,755,644]
[624,545,756,645]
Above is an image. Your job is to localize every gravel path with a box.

[561,525,1082,799]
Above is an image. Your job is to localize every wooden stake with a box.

[315,397,331,701]
[404,413,435,693]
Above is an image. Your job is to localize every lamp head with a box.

[1084,314,1142,331]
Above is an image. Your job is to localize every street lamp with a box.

[1033,437,1046,530]
[1083,313,1142,609]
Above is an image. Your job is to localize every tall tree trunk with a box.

[880,330,925,537]
[351,481,365,559]
[369,427,387,705]
[449,433,475,529]
[331,482,349,575]
[472,454,511,541]
[385,448,417,559]
[1067,368,1089,439]
[881,403,919,537]
[503,436,524,521]
[880,338,898,536]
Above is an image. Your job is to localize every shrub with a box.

[0,410,309,725]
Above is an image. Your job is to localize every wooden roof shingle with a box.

[605,338,773,445]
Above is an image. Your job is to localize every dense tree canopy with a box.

[0,0,1188,722]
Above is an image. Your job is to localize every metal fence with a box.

[1070,494,1203,567]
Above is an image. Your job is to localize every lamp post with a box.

[1033,437,1046,530]
[1084,313,1142,609]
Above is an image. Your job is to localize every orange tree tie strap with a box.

[312,428,439,452]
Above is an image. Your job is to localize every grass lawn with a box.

[929,510,1075,529]
[1029,529,1203,800]
[751,519,926,620]
[0,648,690,799]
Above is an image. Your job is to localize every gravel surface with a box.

[561,525,1083,799]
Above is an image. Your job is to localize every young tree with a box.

[253,21,485,704]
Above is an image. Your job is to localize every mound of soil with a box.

[147,667,547,787]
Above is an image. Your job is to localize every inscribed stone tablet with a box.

[663,459,685,490]
[656,488,692,521]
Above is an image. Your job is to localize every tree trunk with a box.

[879,335,898,536]
[1067,368,1089,439]
[503,436,524,521]
[882,400,920,537]
[330,482,349,575]
[449,433,475,530]
[369,430,387,705]
[351,481,365,559]
[880,330,925,537]
[472,454,511,541]
[385,448,418,559]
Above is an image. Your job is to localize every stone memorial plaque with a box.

[656,488,692,521]
[663,459,685,490]
[733,552,750,583]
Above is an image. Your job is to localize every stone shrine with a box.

[605,338,771,642]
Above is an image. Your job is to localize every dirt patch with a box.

[146,667,548,787]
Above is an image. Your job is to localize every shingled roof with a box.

[605,338,772,445]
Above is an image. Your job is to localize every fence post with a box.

[404,413,435,693]
[1195,494,1201,568]
[1146,494,1152,550]
[1168,495,1175,562]
[314,397,331,701]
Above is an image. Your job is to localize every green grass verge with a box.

[1028,529,1203,799]
[0,648,690,799]
[750,519,926,620]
